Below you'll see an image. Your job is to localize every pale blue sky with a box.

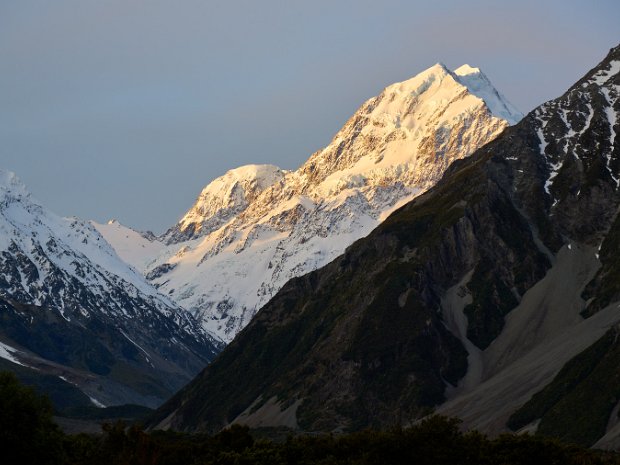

[1,0,618,232]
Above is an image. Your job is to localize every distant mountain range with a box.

[148,44,620,449]
[0,170,221,409]
[9,43,619,449]
[0,60,522,415]
[97,62,522,343]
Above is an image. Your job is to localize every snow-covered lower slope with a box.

[0,170,221,407]
[92,219,165,271]
[101,63,522,343]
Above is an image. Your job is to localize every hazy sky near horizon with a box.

[1,1,618,232]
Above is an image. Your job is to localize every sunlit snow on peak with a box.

[454,64,481,76]
[452,64,523,125]
[0,169,30,200]
[381,63,523,126]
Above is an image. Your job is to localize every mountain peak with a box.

[428,62,451,74]
[454,64,482,76]
[383,62,453,96]
[379,63,522,126]
[185,164,285,220]
[0,169,29,200]
[297,61,522,195]
[0,169,18,187]
[149,44,620,438]
[137,59,524,341]
[163,164,286,242]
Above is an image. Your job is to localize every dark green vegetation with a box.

[509,327,620,447]
[2,373,617,465]
[0,361,154,428]
[0,357,93,412]
[1,375,617,465]
[60,404,153,422]
[61,418,620,465]
[0,371,65,465]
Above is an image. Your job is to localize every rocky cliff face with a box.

[0,171,222,408]
[101,63,521,343]
[148,45,620,446]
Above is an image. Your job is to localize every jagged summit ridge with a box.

[296,62,521,196]
[98,62,523,342]
[164,63,522,241]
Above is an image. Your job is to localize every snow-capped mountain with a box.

[98,63,522,343]
[0,170,221,408]
[149,44,620,446]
